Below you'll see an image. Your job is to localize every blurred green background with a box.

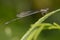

[0,0,60,40]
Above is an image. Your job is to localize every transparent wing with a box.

[16,10,40,18]
[4,8,49,25]
[16,8,49,18]
[4,10,40,25]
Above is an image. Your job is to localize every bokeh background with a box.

[0,0,60,40]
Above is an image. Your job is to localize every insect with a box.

[4,8,49,25]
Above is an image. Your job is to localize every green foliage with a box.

[0,0,60,40]
[20,9,60,40]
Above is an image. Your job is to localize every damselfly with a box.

[5,8,49,24]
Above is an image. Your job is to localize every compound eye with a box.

[40,8,49,15]
[41,8,49,12]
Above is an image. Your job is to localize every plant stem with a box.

[20,9,60,40]
[32,9,60,27]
